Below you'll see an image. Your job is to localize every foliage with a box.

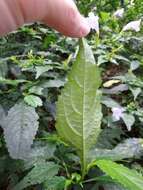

[13,162,59,190]
[1,0,143,190]
[88,138,143,162]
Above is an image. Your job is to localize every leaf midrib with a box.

[81,47,87,177]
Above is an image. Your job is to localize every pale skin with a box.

[0,0,90,37]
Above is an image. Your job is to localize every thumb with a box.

[40,0,90,37]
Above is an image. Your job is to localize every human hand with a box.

[0,0,90,37]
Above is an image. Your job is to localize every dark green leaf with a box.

[102,97,121,108]
[35,65,53,79]
[13,162,59,190]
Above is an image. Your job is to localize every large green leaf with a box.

[56,38,102,177]
[96,160,143,190]
[3,102,39,160]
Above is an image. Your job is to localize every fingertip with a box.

[63,7,90,37]
[62,16,90,38]
[78,17,90,37]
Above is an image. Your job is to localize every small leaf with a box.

[41,79,66,88]
[24,95,43,108]
[97,55,108,65]
[3,102,39,159]
[121,113,135,131]
[35,65,53,79]
[0,78,28,86]
[130,61,140,71]
[130,87,141,100]
[28,79,65,95]
[29,85,44,95]
[114,55,130,63]
[101,11,110,22]
[56,38,102,177]
[13,162,59,190]
[96,160,143,190]
[102,96,121,108]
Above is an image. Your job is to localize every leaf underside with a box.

[56,38,102,176]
